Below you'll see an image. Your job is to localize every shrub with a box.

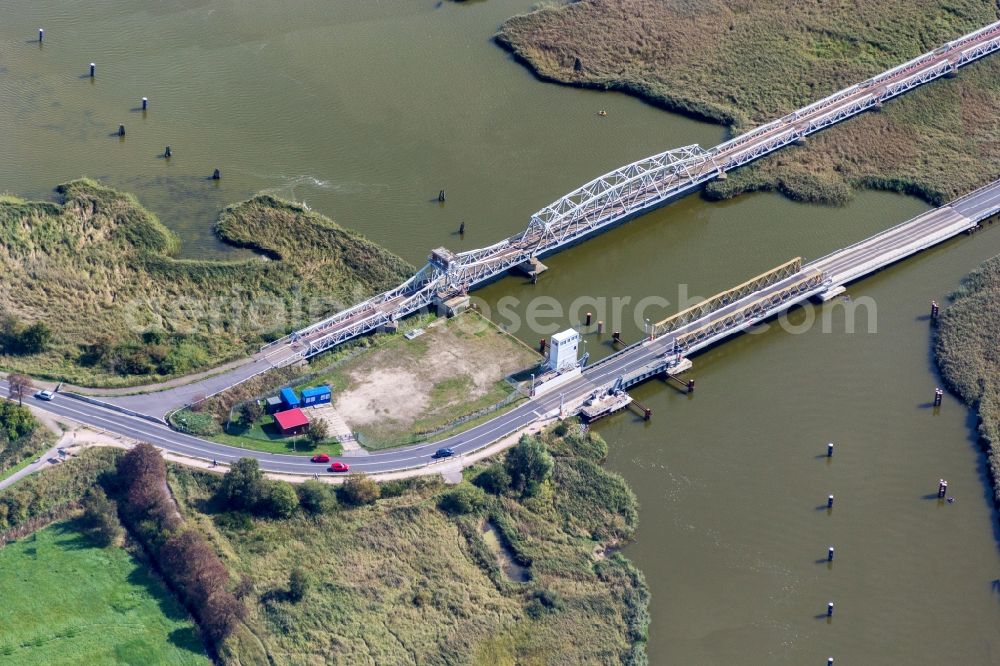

[265,481,300,519]
[525,588,564,619]
[438,484,487,515]
[288,567,310,603]
[473,464,511,495]
[80,487,124,547]
[504,435,553,498]
[338,474,380,507]
[297,480,337,515]
[217,458,267,512]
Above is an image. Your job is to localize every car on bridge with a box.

[432,447,455,459]
[34,390,54,401]
[328,461,350,473]
[310,453,331,463]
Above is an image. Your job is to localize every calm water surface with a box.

[4,2,1000,663]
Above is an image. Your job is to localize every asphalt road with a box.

[5,184,997,475]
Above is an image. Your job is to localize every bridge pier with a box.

[512,257,547,280]
[434,294,469,317]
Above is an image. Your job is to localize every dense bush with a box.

[438,483,487,515]
[115,444,245,645]
[0,314,52,356]
[504,435,554,498]
[216,457,300,518]
[216,458,267,513]
[265,482,300,519]
[288,567,310,603]
[338,474,380,507]
[473,463,511,495]
[0,401,36,443]
[296,480,337,515]
[80,486,124,547]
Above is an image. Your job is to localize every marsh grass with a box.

[497,0,1000,205]
[935,253,1000,505]
[0,180,412,386]
[167,422,648,664]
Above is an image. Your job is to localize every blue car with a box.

[433,447,455,459]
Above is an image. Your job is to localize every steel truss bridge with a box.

[587,179,1000,395]
[270,19,1000,363]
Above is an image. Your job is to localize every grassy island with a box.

[935,254,1000,506]
[497,0,1000,205]
[0,180,413,386]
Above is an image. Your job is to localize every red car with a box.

[310,453,330,463]
[328,461,350,473]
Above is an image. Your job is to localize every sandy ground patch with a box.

[332,316,539,435]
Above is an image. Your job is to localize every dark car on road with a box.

[432,447,455,459]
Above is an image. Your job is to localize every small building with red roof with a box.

[273,408,309,435]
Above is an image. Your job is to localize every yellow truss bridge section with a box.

[652,258,804,338]
[674,268,826,351]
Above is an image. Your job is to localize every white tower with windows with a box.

[547,329,579,372]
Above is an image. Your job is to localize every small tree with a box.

[505,435,554,498]
[264,481,300,518]
[297,480,337,515]
[217,458,267,512]
[239,400,263,426]
[6,374,32,406]
[307,419,330,446]
[339,473,380,507]
[438,484,486,515]
[81,487,124,547]
[473,464,511,495]
[288,567,310,603]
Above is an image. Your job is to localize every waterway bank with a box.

[936,253,1000,506]
[497,1,1000,205]
[0,180,411,386]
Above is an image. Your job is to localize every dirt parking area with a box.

[327,313,540,446]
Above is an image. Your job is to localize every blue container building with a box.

[301,385,332,407]
[280,387,301,409]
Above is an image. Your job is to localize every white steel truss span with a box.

[276,19,1000,360]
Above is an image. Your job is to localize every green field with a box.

[0,520,209,665]
[497,0,1000,205]
[211,414,344,456]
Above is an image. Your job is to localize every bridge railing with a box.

[282,19,1000,361]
